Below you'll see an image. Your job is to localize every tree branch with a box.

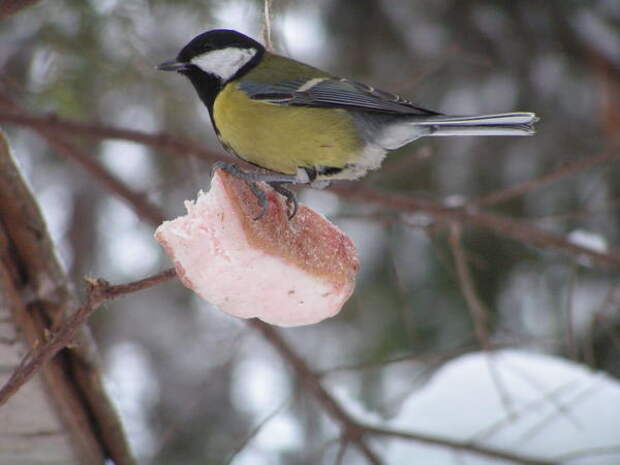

[332,184,620,271]
[0,109,223,162]
[2,107,620,272]
[45,135,166,224]
[448,223,491,349]
[469,150,619,208]
[250,319,558,465]
[248,319,384,465]
[0,0,43,19]
[362,424,556,465]
[0,268,177,408]
[0,101,167,225]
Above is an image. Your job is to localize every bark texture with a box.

[0,130,135,465]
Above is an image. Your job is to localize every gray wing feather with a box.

[238,78,439,116]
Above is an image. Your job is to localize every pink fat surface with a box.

[154,171,359,326]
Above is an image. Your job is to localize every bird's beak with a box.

[157,59,189,72]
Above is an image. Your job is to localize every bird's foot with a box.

[212,162,299,219]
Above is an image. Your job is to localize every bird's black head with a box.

[158,29,265,114]
[158,29,264,82]
[176,29,264,64]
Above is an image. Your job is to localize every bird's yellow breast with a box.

[213,82,363,175]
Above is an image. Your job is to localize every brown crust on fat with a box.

[217,170,358,285]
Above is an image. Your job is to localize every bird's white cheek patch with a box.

[191,47,257,81]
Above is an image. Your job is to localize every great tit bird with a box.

[159,29,538,218]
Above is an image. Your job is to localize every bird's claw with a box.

[269,182,298,219]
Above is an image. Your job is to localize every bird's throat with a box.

[184,69,222,117]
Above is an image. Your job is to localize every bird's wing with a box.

[238,78,440,116]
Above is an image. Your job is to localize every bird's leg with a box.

[246,181,269,220]
[212,162,298,184]
[212,162,301,219]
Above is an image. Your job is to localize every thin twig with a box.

[0,0,43,18]
[0,110,222,162]
[332,183,620,272]
[0,103,167,225]
[318,342,483,375]
[45,135,165,225]
[517,380,598,443]
[362,424,557,465]
[0,268,177,408]
[448,223,491,349]
[534,198,620,223]
[224,397,290,465]
[469,150,619,208]
[553,444,620,462]
[564,262,579,361]
[584,279,620,368]
[334,438,350,465]
[470,379,578,442]
[248,320,383,465]
[485,355,517,418]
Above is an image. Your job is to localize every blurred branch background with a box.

[1,0,619,464]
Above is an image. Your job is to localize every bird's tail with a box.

[418,112,538,136]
